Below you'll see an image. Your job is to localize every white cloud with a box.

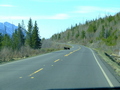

[74,6,120,14]
[0,14,69,20]
[45,14,69,19]
[0,4,15,7]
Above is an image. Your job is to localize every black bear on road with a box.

[64,47,70,50]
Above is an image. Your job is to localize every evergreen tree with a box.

[100,25,105,38]
[71,29,74,37]
[0,33,2,49]
[31,21,41,49]
[87,24,96,33]
[54,34,57,40]
[25,18,33,47]
[75,30,80,38]
[17,23,24,49]
[81,30,86,39]
[58,33,61,40]
[12,23,24,50]
[12,29,19,50]
[2,34,12,48]
[21,20,26,30]
[67,31,70,40]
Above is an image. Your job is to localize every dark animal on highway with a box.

[64,47,70,50]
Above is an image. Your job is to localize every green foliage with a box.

[51,34,57,40]
[87,24,96,33]
[100,25,113,40]
[99,25,105,38]
[75,30,80,38]
[100,18,104,23]
[21,20,26,29]
[51,12,120,48]
[17,23,25,48]
[71,29,74,37]
[81,30,86,39]
[85,21,89,25]
[67,31,70,40]
[89,40,93,43]
[28,18,33,33]
[0,33,2,49]
[58,33,61,40]
[32,21,41,49]
[25,18,33,47]
[102,30,118,46]
[0,18,42,51]
[2,34,12,48]
[107,15,114,22]
[12,23,25,50]
[12,30,19,50]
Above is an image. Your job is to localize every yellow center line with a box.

[54,59,60,62]
[28,68,43,77]
[64,54,69,56]
[64,46,81,57]
[31,77,34,79]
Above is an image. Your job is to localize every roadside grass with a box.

[0,42,69,64]
[93,48,120,76]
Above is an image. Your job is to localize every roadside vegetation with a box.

[51,12,120,76]
[0,18,65,63]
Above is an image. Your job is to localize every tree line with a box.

[51,12,120,50]
[0,18,42,50]
[51,12,120,53]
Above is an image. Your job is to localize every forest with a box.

[51,12,120,55]
[0,18,65,63]
[0,18,42,62]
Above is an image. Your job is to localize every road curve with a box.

[0,45,120,90]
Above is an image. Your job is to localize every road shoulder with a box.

[93,49,120,83]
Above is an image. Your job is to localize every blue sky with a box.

[0,0,120,38]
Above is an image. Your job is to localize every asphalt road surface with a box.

[0,45,120,90]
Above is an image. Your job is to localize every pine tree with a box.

[81,30,86,39]
[67,31,70,40]
[2,34,12,48]
[25,18,33,47]
[12,29,19,50]
[17,23,24,49]
[0,33,3,49]
[58,33,61,40]
[71,29,74,37]
[11,23,24,50]
[31,21,41,49]
[21,20,26,30]
[99,25,105,38]
[75,30,80,39]
[87,24,96,33]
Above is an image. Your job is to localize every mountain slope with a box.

[51,12,120,54]
[0,22,18,36]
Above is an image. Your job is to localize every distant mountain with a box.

[0,22,26,36]
[0,22,18,36]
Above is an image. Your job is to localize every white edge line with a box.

[90,48,114,87]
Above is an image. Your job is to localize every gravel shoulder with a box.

[93,49,120,83]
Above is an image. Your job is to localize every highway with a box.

[0,45,120,90]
